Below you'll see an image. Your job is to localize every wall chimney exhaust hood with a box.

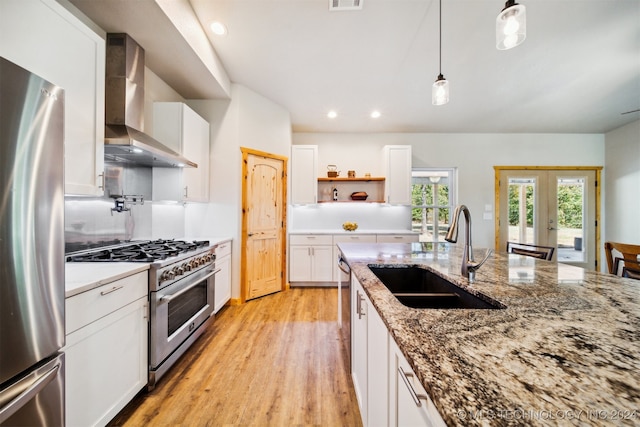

[105,33,197,168]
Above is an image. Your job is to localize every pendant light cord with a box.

[438,0,442,76]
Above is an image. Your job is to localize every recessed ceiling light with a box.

[370,110,381,119]
[210,21,227,36]
[327,110,337,119]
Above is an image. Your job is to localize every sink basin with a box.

[368,266,504,309]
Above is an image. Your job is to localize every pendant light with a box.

[432,0,449,106]
[496,0,526,50]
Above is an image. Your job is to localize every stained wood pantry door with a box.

[241,148,287,301]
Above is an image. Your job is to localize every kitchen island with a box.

[338,242,640,426]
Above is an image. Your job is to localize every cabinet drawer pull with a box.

[398,367,429,407]
[100,285,124,296]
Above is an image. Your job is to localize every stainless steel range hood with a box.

[104,33,196,168]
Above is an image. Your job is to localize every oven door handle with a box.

[160,269,220,303]
[338,256,351,275]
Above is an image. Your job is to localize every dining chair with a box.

[506,242,555,261]
[604,242,640,278]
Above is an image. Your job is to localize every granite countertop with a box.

[338,242,640,426]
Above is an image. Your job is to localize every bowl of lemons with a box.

[342,221,358,231]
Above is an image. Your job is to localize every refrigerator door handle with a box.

[0,362,61,424]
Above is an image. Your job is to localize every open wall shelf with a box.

[318,177,385,182]
[317,177,385,203]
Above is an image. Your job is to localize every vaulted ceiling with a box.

[70,0,640,133]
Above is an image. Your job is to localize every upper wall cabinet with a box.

[383,145,412,205]
[290,145,318,205]
[0,0,106,196]
[153,102,210,202]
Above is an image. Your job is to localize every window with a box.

[411,168,456,242]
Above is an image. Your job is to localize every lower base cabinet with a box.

[389,340,446,427]
[64,272,148,427]
[352,274,445,427]
[289,233,417,285]
[214,241,232,313]
[351,275,389,426]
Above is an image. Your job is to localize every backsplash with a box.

[289,203,412,231]
[65,163,154,253]
[64,197,150,252]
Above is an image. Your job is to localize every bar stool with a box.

[605,241,640,280]
[506,241,555,261]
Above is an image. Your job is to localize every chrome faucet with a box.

[445,205,492,282]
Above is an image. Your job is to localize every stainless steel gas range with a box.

[67,239,218,389]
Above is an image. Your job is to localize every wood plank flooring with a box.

[108,287,362,427]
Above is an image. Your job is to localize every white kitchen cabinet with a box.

[351,276,368,425]
[290,145,318,204]
[352,274,390,427]
[332,234,377,282]
[383,145,412,205]
[214,240,232,313]
[389,339,446,427]
[0,0,105,196]
[64,271,148,427]
[368,290,390,426]
[153,102,210,202]
[376,234,419,244]
[289,234,333,282]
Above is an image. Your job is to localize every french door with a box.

[495,167,601,270]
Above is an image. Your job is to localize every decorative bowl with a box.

[342,221,358,231]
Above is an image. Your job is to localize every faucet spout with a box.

[445,205,492,282]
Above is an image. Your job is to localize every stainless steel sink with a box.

[368,265,504,309]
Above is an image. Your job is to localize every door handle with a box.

[547,227,557,231]
[0,362,60,424]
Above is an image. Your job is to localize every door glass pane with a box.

[508,178,535,244]
[556,177,585,262]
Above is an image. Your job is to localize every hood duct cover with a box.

[104,33,197,168]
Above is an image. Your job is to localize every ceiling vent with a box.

[329,0,362,11]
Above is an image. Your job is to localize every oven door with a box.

[150,266,215,368]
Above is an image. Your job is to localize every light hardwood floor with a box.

[109,287,362,426]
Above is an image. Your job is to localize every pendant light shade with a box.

[496,0,526,50]
[432,74,449,106]
[432,0,449,106]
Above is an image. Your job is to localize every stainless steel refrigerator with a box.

[0,56,65,425]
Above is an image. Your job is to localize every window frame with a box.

[411,168,457,243]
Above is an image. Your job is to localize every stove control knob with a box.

[160,270,175,283]
[205,254,213,263]
[172,266,183,276]
[189,259,199,269]
[182,262,191,272]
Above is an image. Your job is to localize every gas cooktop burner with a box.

[65,239,210,263]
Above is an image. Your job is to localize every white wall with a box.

[187,84,292,300]
[604,120,640,245]
[293,133,605,248]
